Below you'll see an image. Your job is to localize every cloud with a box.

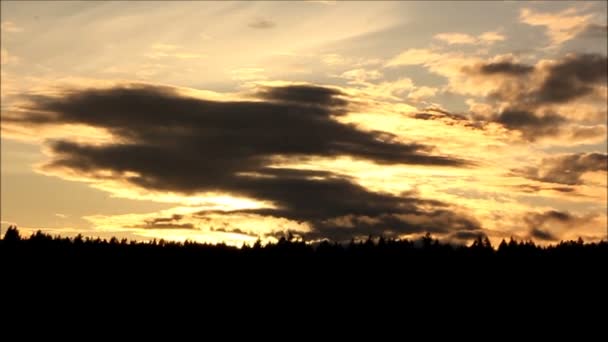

[256,84,348,108]
[407,86,438,101]
[513,153,607,186]
[385,49,495,98]
[463,54,607,140]
[535,53,607,104]
[523,210,597,241]
[1,21,23,33]
[478,31,506,43]
[577,24,608,39]
[434,33,477,45]
[209,227,258,238]
[248,18,276,29]
[477,61,534,75]
[466,54,607,104]
[339,69,383,84]
[495,109,566,140]
[8,83,476,241]
[387,50,605,142]
[529,227,557,241]
[514,184,575,194]
[147,214,184,224]
[385,49,443,67]
[433,31,505,45]
[128,214,196,229]
[519,7,592,47]
[131,222,196,230]
[307,210,481,241]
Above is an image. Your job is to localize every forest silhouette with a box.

[3,225,606,274]
[2,225,607,302]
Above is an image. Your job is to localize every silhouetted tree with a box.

[3,225,21,243]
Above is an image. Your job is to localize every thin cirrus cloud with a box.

[6,83,481,241]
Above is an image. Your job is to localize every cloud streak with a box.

[513,153,607,186]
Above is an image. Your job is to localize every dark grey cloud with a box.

[414,111,467,122]
[514,184,575,193]
[529,228,557,241]
[130,214,195,230]
[473,54,607,106]
[524,210,579,242]
[535,54,607,104]
[148,214,184,224]
[412,108,485,130]
[133,223,195,230]
[409,55,606,143]
[313,210,481,242]
[461,54,607,139]
[206,183,482,241]
[477,62,534,75]
[210,227,258,238]
[11,83,477,240]
[495,109,566,140]
[513,153,607,185]
[257,84,347,108]
[248,18,275,29]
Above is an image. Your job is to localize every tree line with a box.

[2,225,605,258]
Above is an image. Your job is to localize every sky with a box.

[1,0,607,245]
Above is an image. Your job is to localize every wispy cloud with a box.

[433,31,505,45]
[434,32,477,45]
[519,7,592,47]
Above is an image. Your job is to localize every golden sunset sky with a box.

[1,1,607,245]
